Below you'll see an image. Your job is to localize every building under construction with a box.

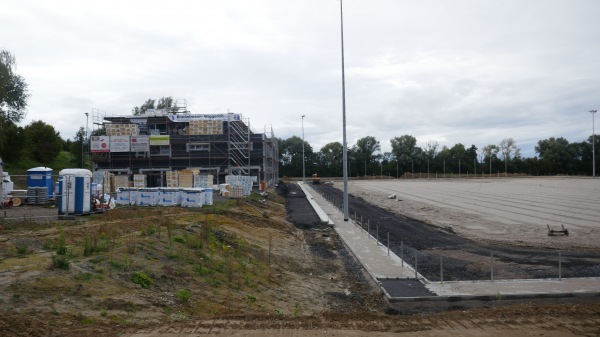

[90,105,279,190]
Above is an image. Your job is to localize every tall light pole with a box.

[340,0,349,220]
[85,112,89,169]
[302,115,306,183]
[591,110,597,177]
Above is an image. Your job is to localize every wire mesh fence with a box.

[321,191,600,282]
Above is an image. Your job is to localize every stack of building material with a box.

[225,175,256,197]
[103,171,114,191]
[111,175,130,192]
[230,185,244,199]
[157,188,181,206]
[133,174,146,188]
[166,171,179,187]
[204,188,213,205]
[105,124,139,136]
[194,174,213,188]
[116,188,136,206]
[180,188,205,207]
[178,169,199,188]
[136,188,158,206]
[187,120,223,135]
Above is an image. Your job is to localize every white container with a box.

[58,169,92,215]
[158,188,181,206]
[181,188,204,207]
[204,188,213,205]
[136,188,158,206]
[116,188,137,206]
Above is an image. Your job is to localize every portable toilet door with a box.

[58,169,92,215]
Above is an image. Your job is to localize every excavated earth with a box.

[0,181,599,336]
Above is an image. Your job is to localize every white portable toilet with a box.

[58,169,92,215]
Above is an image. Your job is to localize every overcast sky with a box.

[2,0,599,158]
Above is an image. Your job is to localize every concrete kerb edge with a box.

[387,291,600,303]
[297,182,333,225]
[297,182,395,296]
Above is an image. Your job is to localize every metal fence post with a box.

[401,241,404,267]
[559,251,562,281]
[490,252,494,282]
[415,253,418,279]
[440,255,443,282]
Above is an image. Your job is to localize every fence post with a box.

[490,252,494,281]
[387,232,390,255]
[415,253,418,279]
[376,225,379,246]
[440,255,443,282]
[401,241,404,267]
[559,251,562,281]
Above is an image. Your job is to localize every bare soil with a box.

[311,181,600,282]
[0,180,599,336]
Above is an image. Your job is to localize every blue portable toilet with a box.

[58,169,92,215]
[27,167,53,197]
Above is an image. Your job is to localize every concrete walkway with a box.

[299,182,600,299]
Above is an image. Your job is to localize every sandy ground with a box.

[339,177,600,250]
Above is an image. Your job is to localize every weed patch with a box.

[132,272,153,288]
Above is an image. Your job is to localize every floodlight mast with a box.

[340,0,349,221]
[591,110,597,177]
[302,115,306,183]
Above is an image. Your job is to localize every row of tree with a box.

[278,134,599,178]
[2,49,598,176]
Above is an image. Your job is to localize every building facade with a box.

[90,109,279,189]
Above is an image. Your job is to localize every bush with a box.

[15,243,29,255]
[52,255,70,270]
[132,272,153,288]
[176,289,192,303]
[56,228,67,255]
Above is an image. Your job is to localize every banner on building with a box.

[91,136,110,153]
[131,135,150,152]
[167,113,241,122]
[149,135,170,146]
[110,136,131,152]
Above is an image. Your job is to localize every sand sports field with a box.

[341,177,600,250]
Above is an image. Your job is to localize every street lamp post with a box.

[591,110,597,177]
[301,115,306,183]
[85,112,89,169]
[340,0,349,220]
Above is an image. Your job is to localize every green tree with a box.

[481,144,499,174]
[0,120,24,162]
[318,142,343,177]
[157,96,174,110]
[390,135,421,173]
[23,121,63,165]
[133,96,176,115]
[70,127,86,167]
[535,137,575,175]
[0,50,29,153]
[133,99,155,115]
[352,136,381,176]
[278,136,313,177]
[498,138,520,174]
